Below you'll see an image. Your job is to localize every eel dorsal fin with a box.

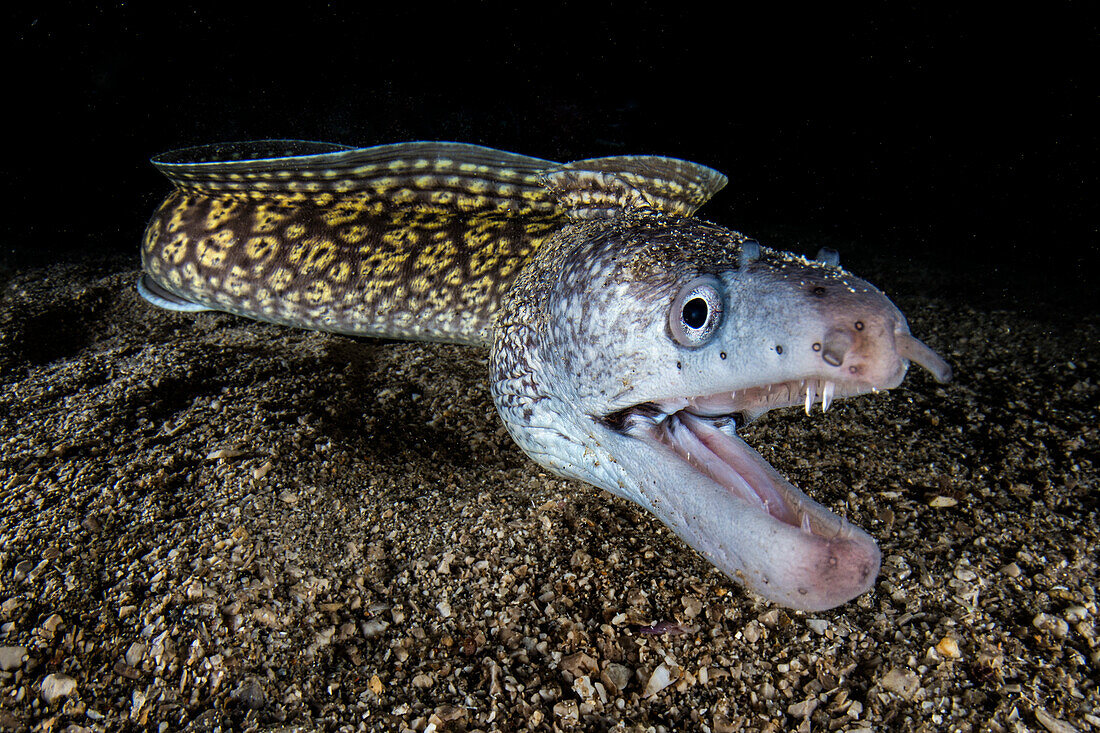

[541,155,728,220]
[151,140,559,217]
[152,140,726,222]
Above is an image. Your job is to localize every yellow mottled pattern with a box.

[141,177,564,345]
[245,235,280,263]
[196,229,236,268]
[329,261,352,284]
[322,194,372,227]
[304,279,332,305]
[289,239,337,276]
[253,202,291,232]
[268,268,294,293]
[339,225,370,244]
[414,239,458,271]
[205,198,241,230]
[163,236,189,265]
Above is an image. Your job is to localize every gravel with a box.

[0,257,1096,731]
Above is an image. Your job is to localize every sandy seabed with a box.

[0,255,1096,732]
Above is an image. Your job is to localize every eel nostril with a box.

[821,328,854,367]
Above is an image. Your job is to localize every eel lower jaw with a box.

[588,335,947,609]
[602,384,883,610]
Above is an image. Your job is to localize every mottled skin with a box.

[140,141,567,345]
[141,140,950,610]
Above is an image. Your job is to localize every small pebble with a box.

[879,667,920,700]
[953,565,977,582]
[125,642,146,667]
[681,595,703,619]
[1033,613,1070,638]
[1035,707,1079,733]
[936,637,961,659]
[231,678,266,710]
[1063,606,1088,622]
[553,700,579,720]
[206,447,245,460]
[252,607,279,628]
[788,698,819,718]
[0,646,27,671]
[432,705,465,723]
[573,675,597,702]
[561,652,598,678]
[601,663,633,695]
[40,673,78,704]
[643,663,679,698]
[13,560,34,582]
[40,613,64,636]
[130,689,147,722]
[361,618,388,638]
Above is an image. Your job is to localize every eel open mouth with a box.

[596,333,951,610]
[605,377,875,543]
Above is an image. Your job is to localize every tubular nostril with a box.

[821,328,854,367]
[815,247,840,267]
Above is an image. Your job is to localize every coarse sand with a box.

[0,254,1096,731]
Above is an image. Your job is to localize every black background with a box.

[5,3,1095,314]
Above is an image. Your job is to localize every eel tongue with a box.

[637,412,880,611]
[663,413,796,525]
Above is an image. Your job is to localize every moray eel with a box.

[139,140,951,611]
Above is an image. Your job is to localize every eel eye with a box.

[669,276,723,347]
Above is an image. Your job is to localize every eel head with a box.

[490,218,950,611]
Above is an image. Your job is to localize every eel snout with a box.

[810,289,951,389]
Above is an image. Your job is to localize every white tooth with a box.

[804,381,817,416]
[800,512,812,534]
[822,380,835,412]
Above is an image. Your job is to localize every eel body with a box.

[140,140,951,611]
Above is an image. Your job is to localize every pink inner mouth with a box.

[667,411,802,525]
[629,330,953,532]
[609,376,875,540]
[632,391,857,539]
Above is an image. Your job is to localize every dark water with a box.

[2,8,1097,730]
[4,4,1094,319]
